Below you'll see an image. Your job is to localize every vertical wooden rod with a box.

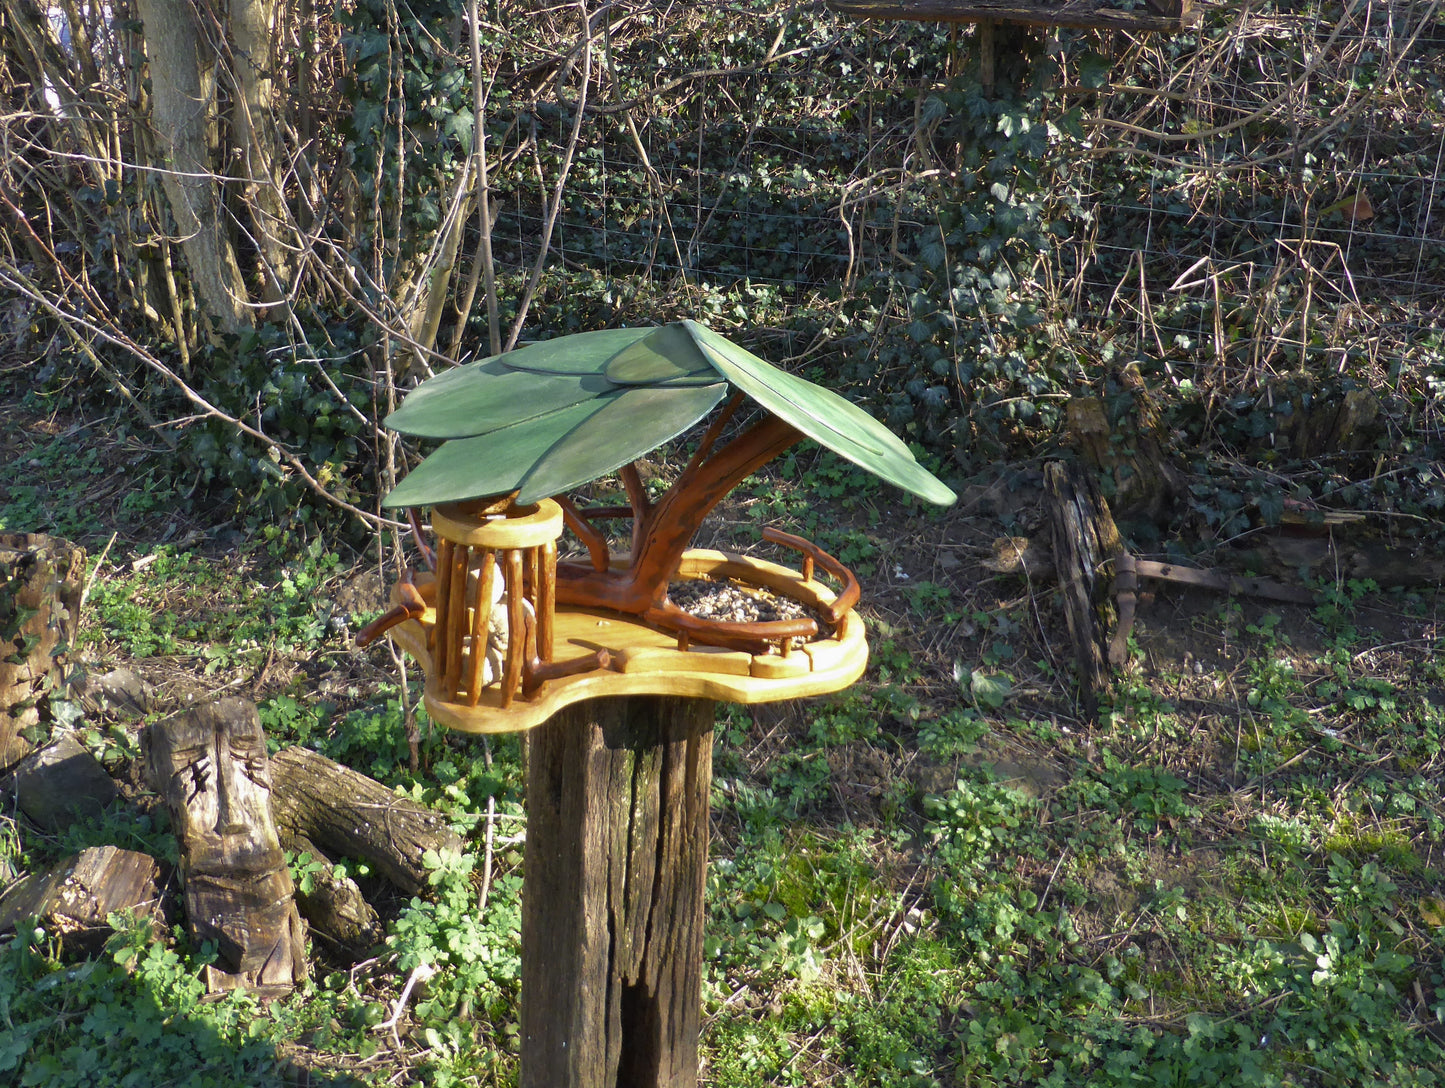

[538,539,557,664]
[464,550,497,706]
[501,549,525,708]
[434,539,455,680]
[444,543,470,697]
[527,546,541,614]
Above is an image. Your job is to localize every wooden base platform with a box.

[385,550,869,734]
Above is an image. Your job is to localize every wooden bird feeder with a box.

[359,320,955,1088]
[360,320,952,734]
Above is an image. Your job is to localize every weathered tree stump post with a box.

[0,532,85,772]
[521,696,714,1088]
[1045,460,1123,719]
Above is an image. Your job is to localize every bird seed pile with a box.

[667,576,829,634]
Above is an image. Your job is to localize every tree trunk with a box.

[143,698,307,994]
[268,745,463,895]
[134,0,252,335]
[0,532,84,772]
[228,0,290,305]
[1066,373,1183,524]
[521,696,714,1088]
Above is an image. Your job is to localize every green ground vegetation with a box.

[4,422,1445,1085]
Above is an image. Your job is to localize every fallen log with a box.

[285,833,382,955]
[988,524,1436,597]
[0,846,163,950]
[268,745,462,896]
[1,533,85,772]
[143,698,307,995]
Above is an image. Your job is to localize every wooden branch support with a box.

[557,494,611,573]
[355,575,426,648]
[521,696,714,1088]
[408,508,437,572]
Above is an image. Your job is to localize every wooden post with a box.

[1044,461,1122,720]
[521,696,714,1088]
[0,533,84,772]
[978,18,996,96]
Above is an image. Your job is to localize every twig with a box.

[1038,848,1070,914]
[503,0,594,352]
[477,738,497,914]
[462,0,501,357]
[79,531,118,621]
[373,962,437,1049]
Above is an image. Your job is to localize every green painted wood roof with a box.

[383,321,956,508]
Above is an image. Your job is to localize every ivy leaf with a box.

[1255,491,1285,526]
[352,100,384,137]
[1078,51,1111,89]
[443,108,474,154]
[920,94,947,126]
[968,670,1013,710]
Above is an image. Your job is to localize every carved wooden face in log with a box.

[146,704,285,881]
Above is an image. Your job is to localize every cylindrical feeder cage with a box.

[427,497,562,710]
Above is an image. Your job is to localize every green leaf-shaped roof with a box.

[382,321,956,508]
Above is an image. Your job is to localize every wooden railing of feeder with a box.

[825,0,1199,32]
